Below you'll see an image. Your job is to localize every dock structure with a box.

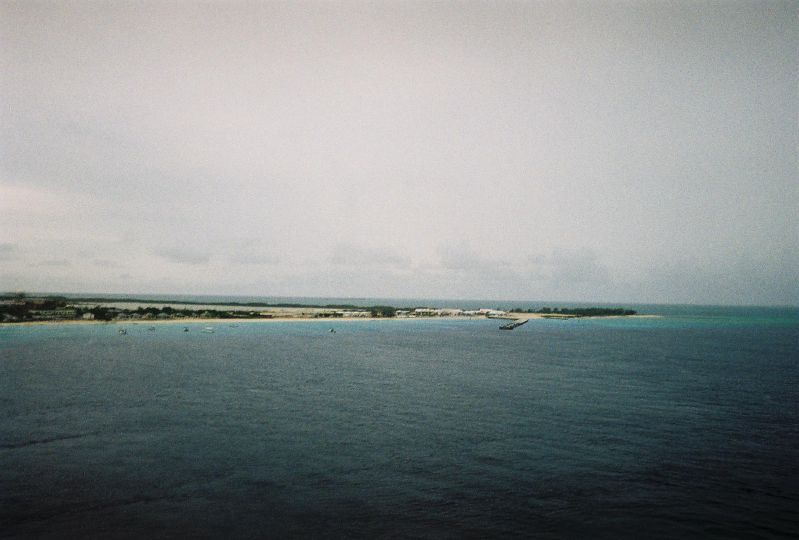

[499,319,528,330]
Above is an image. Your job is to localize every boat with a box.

[118,328,127,335]
[201,327,214,333]
[329,328,336,333]
[183,327,190,332]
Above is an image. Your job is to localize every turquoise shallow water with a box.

[1,307,797,538]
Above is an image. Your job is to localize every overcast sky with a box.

[1,1,796,305]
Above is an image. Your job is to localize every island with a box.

[0,294,637,325]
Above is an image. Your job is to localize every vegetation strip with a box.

[0,294,636,323]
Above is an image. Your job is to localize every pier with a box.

[499,319,528,330]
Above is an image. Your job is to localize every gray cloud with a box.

[626,252,799,306]
[330,244,411,269]
[0,243,18,261]
[33,259,71,267]
[93,258,120,268]
[230,253,279,265]
[528,248,610,285]
[437,243,490,272]
[430,243,613,301]
[154,248,211,265]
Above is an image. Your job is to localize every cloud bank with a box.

[1,1,796,305]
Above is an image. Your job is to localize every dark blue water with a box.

[1,308,797,538]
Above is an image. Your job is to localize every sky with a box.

[1,0,797,305]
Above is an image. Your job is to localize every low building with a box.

[29,308,77,320]
[336,310,370,318]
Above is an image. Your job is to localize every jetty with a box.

[499,319,528,330]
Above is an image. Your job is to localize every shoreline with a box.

[0,314,659,327]
[3,316,469,327]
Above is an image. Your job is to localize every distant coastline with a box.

[0,294,640,325]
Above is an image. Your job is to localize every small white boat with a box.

[201,327,214,333]
[118,329,127,335]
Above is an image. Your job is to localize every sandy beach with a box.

[0,313,659,327]
[0,316,466,327]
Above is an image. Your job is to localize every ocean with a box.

[1,305,797,538]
